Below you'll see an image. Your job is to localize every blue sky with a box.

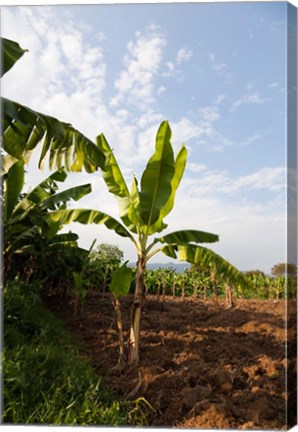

[2,2,289,273]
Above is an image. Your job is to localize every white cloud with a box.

[176,47,193,64]
[213,94,225,105]
[209,58,233,84]
[230,167,286,193]
[240,133,264,147]
[230,91,270,112]
[170,117,208,150]
[111,25,167,110]
[181,166,285,197]
[162,46,192,82]
[188,163,207,173]
[208,52,215,62]
[199,106,221,122]
[212,62,226,72]
[269,82,279,88]
[157,85,166,95]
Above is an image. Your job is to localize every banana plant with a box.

[186,267,201,298]
[162,243,249,307]
[179,272,189,301]
[47,121,219,364]
[109,263,133,364]
[3,163,92,272]
[2,38,105,174]
[72,239,97,315]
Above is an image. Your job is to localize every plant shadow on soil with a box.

[46,292,293,430]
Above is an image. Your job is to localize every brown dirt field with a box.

[46,292,292,429]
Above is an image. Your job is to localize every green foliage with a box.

[2,38,27,76]
[3,280,147,425]
[47,208,135,241]
[109,264,133,298]
[4,165,92,259]
[162,243,248,290]
[155,229,219,246]
[271,262,297,278]
[4,159,25,221]
[139,121,175,231]
[91,243,124,263]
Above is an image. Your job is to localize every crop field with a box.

[47,292,295,429]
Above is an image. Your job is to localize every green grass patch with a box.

[3,279,149,425]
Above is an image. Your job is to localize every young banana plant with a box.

[47,121,219,364]
[162,243,249,306]
[109,263,133,364]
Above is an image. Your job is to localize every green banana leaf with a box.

[154,229,219,246]
[49,233,79,244]
[2,38,27,76]
[109,265,133,298]
[46,208,136,243]
[96,133,138,232]
[41,184,92,211]
[139,121,175,231]
[96,133,130,197]
[147,144,188,235]
[4,160,25,222]
[4,226,38,255]
[23,168,68,205]
[2,98,106,173]
[162,243,247,289]
[9,169,91,223]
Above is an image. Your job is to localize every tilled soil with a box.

[46,292,291,429]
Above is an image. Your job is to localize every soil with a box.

[46,292,293,429]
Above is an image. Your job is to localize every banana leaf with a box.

[2,38,27,76]
[139,121,175,232]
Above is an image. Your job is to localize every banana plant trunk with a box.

[193,281,198,298]
[225,283,235,308]
[113,297,125,362]
[182,282,185,302]
[162,281,166,301]
[173,282,176,297]
[211,271,218,304]
[128,255,145,365]
[157,283,161,301]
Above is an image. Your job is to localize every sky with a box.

[1,2,290,274]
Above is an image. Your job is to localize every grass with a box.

[2,279,149,426]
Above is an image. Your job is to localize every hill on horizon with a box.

[128,262,191,273]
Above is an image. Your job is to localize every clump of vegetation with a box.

[3,279,148,426]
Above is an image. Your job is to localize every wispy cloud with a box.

[162,45,193,82]
[213,94,225,105]
[269,82,279,89]
[176,47,193,64]
[212,62,226,72]
[157,85,166,95]
[209,55,234,84]
[230,91,270,112]
[182,166,285,197]
[208,52,215,62]
[110,24,167,111]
